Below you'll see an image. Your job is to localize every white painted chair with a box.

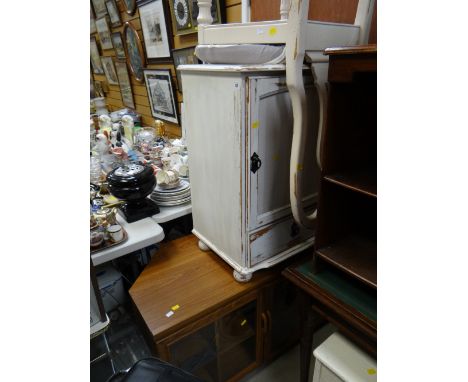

[195,0,375,229]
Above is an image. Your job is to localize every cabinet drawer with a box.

[249,216,314,267]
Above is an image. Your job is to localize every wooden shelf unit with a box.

[315,45,377,289]
[315,235,376,288]
[324,167,377,198]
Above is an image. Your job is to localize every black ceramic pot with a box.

[107,163,159,222]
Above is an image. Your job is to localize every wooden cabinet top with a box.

[129,235,279,340]
[324,45,377,56]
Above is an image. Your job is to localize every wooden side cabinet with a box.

[179,65,320,281]
[130,235,303,381]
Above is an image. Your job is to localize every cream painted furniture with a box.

[180,66,320,281]
[312,332,377,382]
[179,0,375,281]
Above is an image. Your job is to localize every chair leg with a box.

[103,331,116,374]
[300,308,315,382]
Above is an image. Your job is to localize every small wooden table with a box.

[129,234,305,381]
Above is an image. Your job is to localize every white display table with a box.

[91,214,165,266]
[151,203,192,224]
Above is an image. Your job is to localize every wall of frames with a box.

[91,0,242,138]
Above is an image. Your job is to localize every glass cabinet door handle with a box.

[261,312,268,334]
[266,310,273,333]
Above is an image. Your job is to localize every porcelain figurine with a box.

[94,133,111,157]
[156,157,180,189]
[121,115,134,144]
[98,114,112,133]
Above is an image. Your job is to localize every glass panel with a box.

[269,281,301,353]
[168,323,218,379]
[216,300,256,353]
[218,336,256,381]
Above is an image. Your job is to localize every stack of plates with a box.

[150,179,191,206]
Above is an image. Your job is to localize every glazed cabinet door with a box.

[262,279,302,362]
[160,293,261,382]
[247,76,320,231]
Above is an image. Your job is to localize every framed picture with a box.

[169,0,222,36]
[123,0,137,15]
[137,0,172,63]
[91,0,107,18]
[90,36,104,74]
[143,69,179,124]
[123,22,146,83]
[90,8,97,34]
[115,61,135,109]
[105,0,122,28]
[172,46,200,93]
[101,56,119,85]
[111,32,126,61]
[96,17,113,50]
[94,80,105,97]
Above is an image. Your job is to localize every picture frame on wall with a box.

[101,56,119,85]
[90,36,104,74]
[137,0,172,63]
[95,17,114,50]
[94,80,105,97]
[123,0,137,16]
[172,46,200,93]
[169,0,222,36]
[90,8,97,34]
[91,0,108,19]
[111,32,126,61]
[115,61,135,109]
[123,22,146,83]
[105,0,122,28]
[143,69,179,124]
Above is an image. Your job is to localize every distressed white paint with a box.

[354,0,376,44]
[280,0,291,20]
[197,0,213,26]
[181,70,246,267]
[180,66,319,278]
[195,0,372,225]
[248,75,319,230]
[241,0,250,23]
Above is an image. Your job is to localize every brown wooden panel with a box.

[368,0,377,44]
[227,4,242,23]
[129,234,279,340]
[251,0,359,24]
[309,0,359,24]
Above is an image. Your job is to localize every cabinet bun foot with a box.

[233,270,252,283]
[198,240,210,251]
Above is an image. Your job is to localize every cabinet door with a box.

[248,76,320,230]
[263,279,302,361]
[162,294,261,382]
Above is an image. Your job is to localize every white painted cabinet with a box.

[180,65,320,281]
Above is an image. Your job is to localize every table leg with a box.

[300,293,326,382]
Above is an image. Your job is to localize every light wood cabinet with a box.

[180,66,321,281]
[130,235,304,382]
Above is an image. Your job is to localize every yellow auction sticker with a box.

[269,27,277,36]
[367,368,376,375]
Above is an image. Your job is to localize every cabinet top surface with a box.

[324,45,377,56]
[129,234,278,339]
[178,64,286,73]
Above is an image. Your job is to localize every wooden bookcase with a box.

[314,45,377,291]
